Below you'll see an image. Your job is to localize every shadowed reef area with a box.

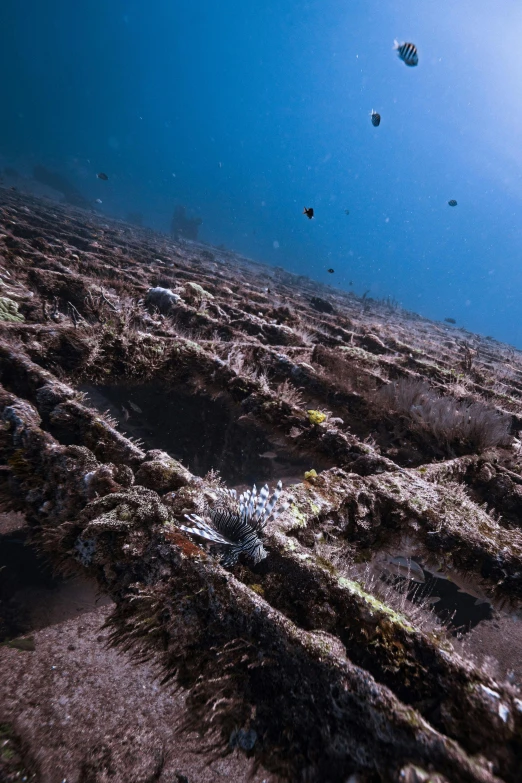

[1,187,522,782]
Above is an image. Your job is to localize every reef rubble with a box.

[1,188,522,781]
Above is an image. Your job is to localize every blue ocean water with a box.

[1,1,521,344]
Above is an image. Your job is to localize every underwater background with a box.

[1,0,521,344]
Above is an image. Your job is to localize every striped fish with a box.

[394,40,418,67]
[180,480,288,567]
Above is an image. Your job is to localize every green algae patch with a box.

[338,345,379,364]
[289,504,308,528]
[315,554,338,575]
[338,576,415,632]
[171,338,205,356]
[0,297,24,322]
[287,495,323,532]
[185,281,214,300]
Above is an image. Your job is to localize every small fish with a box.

[95,198,103,204]
[3,636,35,651]
[349,280,353,285]
[394,40,419,66]
[303,207,314,219]
[327,268,335,274]
[97,172,109,181]
[370,110,381,127]
[259,451,278,459]
[424,596,441,606]
[382,556,425,583]
[444,317,456,324]
[345,209,350,215]
[121,405,130,422]
[128,401,142,413]
[448,199,457,207]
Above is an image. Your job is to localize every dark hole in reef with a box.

[79,383,322,486]
[384,561,494,634]
[0,529,111,642]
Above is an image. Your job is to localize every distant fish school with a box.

[297,38,462,288]
[96,34,460,290]
[302,41,457,233]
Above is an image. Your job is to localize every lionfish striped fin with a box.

[181,514,234,546]
[246,484,257,518]
[251,483,270,526]
[258,480,284,529]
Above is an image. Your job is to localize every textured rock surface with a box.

[1,187,522,781]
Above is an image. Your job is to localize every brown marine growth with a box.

[0,186,522,781]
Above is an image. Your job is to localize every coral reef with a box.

[1,187,522,780]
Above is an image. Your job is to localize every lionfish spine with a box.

[258,480,283,529]
[180,514,233,546]
[252,484,270,525]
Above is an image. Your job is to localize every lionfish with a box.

[180,480,288,567]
